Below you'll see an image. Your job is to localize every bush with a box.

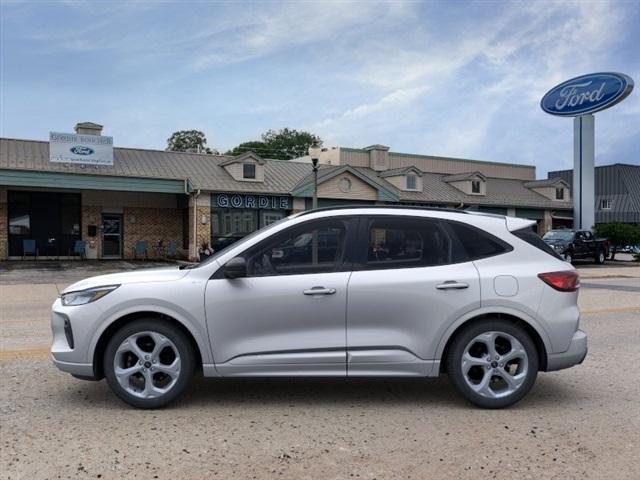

[594,223,640,260]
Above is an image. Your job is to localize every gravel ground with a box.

[0,263,639,479]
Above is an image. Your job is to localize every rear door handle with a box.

[303,287,336,296]
[436,281,469,290]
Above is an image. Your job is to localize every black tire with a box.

[563,252,573,264]
[595,250,606,264]
[104,319,196,409]
[446,319,539,409]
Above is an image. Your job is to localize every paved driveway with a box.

[1,261,639,479]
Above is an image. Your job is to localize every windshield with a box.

[543,230,574,241]
[184,215,293,269]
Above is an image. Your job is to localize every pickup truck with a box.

[542,229,609,264]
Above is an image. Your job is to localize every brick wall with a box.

[187,193,212,261]
[123,207,183,259]
[81,205,103,259]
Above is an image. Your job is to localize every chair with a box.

[166,241,178,258]
[69,240,86,260]
[133,240,149,260]
[22,239,38,260]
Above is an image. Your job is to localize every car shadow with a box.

[58,374,586,411]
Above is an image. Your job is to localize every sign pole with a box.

[573,114,595,230]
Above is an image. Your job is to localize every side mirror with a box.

[223,257,247,279]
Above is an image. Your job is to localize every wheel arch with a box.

[438,312,549,373]
[91,310,205,379]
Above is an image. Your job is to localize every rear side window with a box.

[512,227,562,260]
[360,217,467,270]
[446,221,512,260]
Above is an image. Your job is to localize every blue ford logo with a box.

[70,146,95,155]
[541,72,633,117]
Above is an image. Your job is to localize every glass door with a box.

[102,214,123,259]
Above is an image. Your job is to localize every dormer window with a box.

[406,174,417,190]
[555,187,564,200]
[243,163,256,180]
[471,180,481,194]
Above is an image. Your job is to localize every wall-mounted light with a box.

[201,214,208,225]
[129,215,136,224]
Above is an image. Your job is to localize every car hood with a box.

[62,267,190,294]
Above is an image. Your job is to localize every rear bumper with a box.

[545,329,587,372]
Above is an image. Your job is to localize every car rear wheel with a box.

[104,319,195,409]
[563,252,573,263]
[446,319,538,409]
[595,250,606,264]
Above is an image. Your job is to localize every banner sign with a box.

[214,193,290,210]
[541,72,634,117]
[49,132,114,165]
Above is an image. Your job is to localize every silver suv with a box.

[51,207,587,409]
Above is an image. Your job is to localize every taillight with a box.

[538,271,580,292]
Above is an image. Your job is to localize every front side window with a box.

[406,174,417,190]
[243,163,256,179]
[471,180,481,194]
[362,217,464,270]
[245,220,347,276]
[555,187,564,200]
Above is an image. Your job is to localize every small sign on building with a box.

[49,132,114,166]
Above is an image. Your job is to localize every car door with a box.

[573,232,587,257]
[346,216,480,377]
[205,217,356,376]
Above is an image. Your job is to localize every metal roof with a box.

[1,137,572,209]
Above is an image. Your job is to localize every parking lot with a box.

[1,261,639,479]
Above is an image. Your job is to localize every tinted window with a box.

[447,221,512,260]
[245,220,346,276]
[513,227,562,259]
[362,217,465,270]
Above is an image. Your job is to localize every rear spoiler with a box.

[505,216,537,232]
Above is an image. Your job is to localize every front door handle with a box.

[436,281,469,290]
[303,287,336,296]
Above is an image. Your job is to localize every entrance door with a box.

[102,214,123,259]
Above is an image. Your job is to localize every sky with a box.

[1,0,639,177]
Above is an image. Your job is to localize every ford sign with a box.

[541,72,633,116]
[70,146,95,155]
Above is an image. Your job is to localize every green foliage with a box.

[594,222,640,260]
[226,128,321,160]
[225,141,269,157]
[166,130,216,154]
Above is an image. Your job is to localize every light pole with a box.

[308,140,322,210]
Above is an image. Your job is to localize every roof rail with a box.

[296,204,471,217]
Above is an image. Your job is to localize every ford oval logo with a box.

[541,72,633,117]
[70,146,95,155]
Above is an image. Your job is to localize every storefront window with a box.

[60,194,81,235]
[8,192,30,234]
[211,207,288,252]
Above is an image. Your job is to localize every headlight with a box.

[61,285,119,306]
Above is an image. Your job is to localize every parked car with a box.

[542,229,608,264]
[51,207,586,409]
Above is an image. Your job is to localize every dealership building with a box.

[0,122,574,261]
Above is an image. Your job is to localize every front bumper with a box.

[51,299,101,379]
[545,329,588,371]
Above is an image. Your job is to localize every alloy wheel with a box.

[113,331,181,399]
[461,331,529,399]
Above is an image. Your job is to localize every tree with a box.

[225,141,268,157]
[166,130,216,154]
[226,128,321,160]
[594,222,640,260]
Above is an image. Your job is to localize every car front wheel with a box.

[104,319,196,408]
[446,320,538,409]
[595,250,606,264]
